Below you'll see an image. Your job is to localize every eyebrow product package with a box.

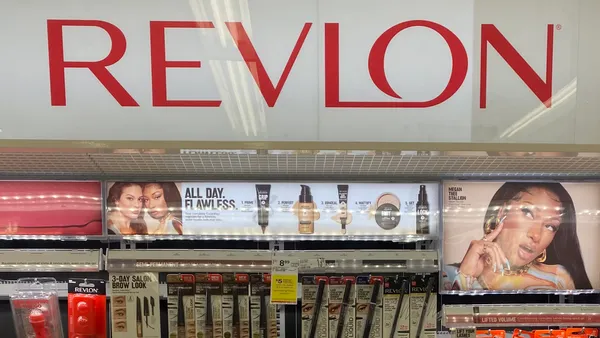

[223,273,250,338]
[410,275,436,338]
[109,273,160,338]
[251,273,278,338]
[167,274,196,338]
[302,276,329,338]
[356,276,383,338]
[195,273,223,338]
[329,276,355,338]
[383,276,409,338]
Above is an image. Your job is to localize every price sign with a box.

[270,257,298,305]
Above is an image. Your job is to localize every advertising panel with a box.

[0,181,102,236]
[105,182,438,237]
[1,0,599,145]
[442,181,600,291]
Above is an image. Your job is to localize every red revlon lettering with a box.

[325,20,468,108]
[480,24,554,109]
[150,21,221,107]
[226,22,312,107]
[47,19,138,107]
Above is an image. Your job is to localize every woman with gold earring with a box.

[443,182,592,291]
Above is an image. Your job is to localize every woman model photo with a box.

[106,182,148,235]
[142,182,183,235]
[443,182,592,291]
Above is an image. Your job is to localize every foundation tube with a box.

[337,185,348,234]
[256,184,271,234]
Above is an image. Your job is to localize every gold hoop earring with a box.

[484,216,495,235]
[536,249,546,263]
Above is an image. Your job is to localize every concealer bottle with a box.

[298,185,315,234]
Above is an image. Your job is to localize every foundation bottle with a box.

[298,185,314,234]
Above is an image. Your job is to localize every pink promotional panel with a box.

[0,181,102,236]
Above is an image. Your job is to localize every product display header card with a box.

[442,181,600,293]
[106,182,439,238]
[0,181,102,236]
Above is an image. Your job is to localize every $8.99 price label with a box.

[270,258,299,304]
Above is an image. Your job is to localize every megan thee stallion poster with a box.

[442,181,600,291]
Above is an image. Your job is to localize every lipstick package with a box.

[328,276,355,338]
[302,276,329,338]
[251,273,278,338]
[383,276,409,338]
[409,275,436,338]
[68,278,107,338]
[356,276,383,338]
[223,273,250,338]
[195,273,223,338]
[10,277,64,338]
[108,272,160,338]
[167,274,196,338]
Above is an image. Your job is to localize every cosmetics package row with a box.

[166,273,278,338]
[301,273,437,338]
[10,277,107,338]
[469,328,599,338]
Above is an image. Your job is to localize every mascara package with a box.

[355,276,383,338]
[302,276,329,338]
[328,276,355,338]
[383,276,410,338]
[223,273,250,338]
[409,275,436,338]
[167,274,196,338]
[251,274,278,338]
[195,273,223,338]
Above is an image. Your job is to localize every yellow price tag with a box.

[270,258,299,304]
[270,273,298,304]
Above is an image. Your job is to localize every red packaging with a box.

[68,279,107,338]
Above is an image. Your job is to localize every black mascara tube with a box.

[335,280,353,338]
[362,280,381,338]
[259,286,268,338]
[144,296,150,328]
[415,278,435,338]
[388,280,408,338]
[337,185,349,234]
[256,184,271,234]
[308,279,327,338]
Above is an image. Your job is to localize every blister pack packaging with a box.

[67,278,107,338]
[10,277,64,338]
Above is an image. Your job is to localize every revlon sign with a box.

[0,0,591,144]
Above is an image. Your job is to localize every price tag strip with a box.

[107,249,437,273]
[270,257,299,305]
[444,304,600,328]
[0,249,100,272]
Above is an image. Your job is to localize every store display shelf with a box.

[443,304,600,328]
[107,249,438,273]
[0,235,98,241]
[442,289,600,296]
[116,233,437,242]
[0,249,102,272]
[0,282,168,300]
